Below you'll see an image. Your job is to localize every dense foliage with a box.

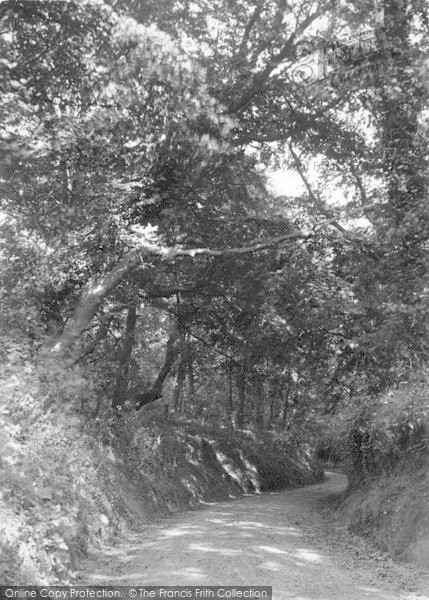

[1,0,429,582]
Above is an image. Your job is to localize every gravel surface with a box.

[78,472,429,599]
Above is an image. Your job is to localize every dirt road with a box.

[79,472,429,599]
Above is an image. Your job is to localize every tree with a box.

[2,0,428,426]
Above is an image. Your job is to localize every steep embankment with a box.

[318,373,429,571]
[337,454,429,569]
[0,412,322,585]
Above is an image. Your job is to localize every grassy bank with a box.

[337,454,429,568]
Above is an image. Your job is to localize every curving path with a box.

[79,472,429,600]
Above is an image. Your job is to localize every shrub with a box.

[345,369,429,483]
[0,341,118,583]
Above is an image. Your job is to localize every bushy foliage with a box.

[338,370,429,485]
[368,372,429,468]
[0,339,122,583]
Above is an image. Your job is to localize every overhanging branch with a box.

[52,225,333,357]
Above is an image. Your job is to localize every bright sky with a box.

[267,167,372,230]
[267,162,347,206]
[268,168,347,206]
[268,169,305,197]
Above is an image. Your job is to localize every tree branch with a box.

[238,2,265,56]
[52,226,330,357]
[229,9,322,114]
[288,142,357,242]
[189,330,239,366]
[132,327,180,410]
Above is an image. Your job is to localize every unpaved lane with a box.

[80,472,429,600]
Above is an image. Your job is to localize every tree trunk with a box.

[281,382,291,431]
[269,380,276,428]
[112,304,137,412]
[187,353,196,406]
[52,250,143,357]
[133,327,180,410]
[236,366,247,429]
[255,376,264,430]
[172,359,186,412]
[172,327,187,412]
[380,0,427,304]
[226,361,234,416]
